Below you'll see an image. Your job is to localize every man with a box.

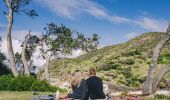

[82,68,105,100]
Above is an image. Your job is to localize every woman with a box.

[70,70,82,92]
[61,70,89,100]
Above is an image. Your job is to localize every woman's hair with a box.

[89,68,96,76]
[70,70,82,91]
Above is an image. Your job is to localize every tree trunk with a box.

[152,64,170,93]
[142,24,170,95]
[21,33,30,75]
[142,67,156,95]
[6,5,18,77]
[43,53,50,82]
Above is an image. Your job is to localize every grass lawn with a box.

[0,91,55,100]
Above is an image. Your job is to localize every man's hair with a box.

[89,68,96,76]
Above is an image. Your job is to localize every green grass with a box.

[0,91,54,100]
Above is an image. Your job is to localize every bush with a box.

[0,75,13,90]
[102,60,122,71]
[8,76,35,91]
[31,80,49,92]
[154,94,170,99]
[158,54,170,64]
[121,89,128,96]
[119,59,134,65]
[0,63,11,75]
[0,75,65,92]
[124,49,141,56]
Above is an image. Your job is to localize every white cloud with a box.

[31,47,46,67]
[0,30,41,41]
[0,38,22,54]
[36,0,130,23]
[35,0,169,32]
[125,32,138,39]
[134,17,169,32]
[65,49,85,58]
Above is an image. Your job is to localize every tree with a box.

[15,52,23,74]
[0,37,6,63]
[21,30,38,75]
[3,0,38,77]
[142,24,170,95]
[36,23,99,82]
[21,34,30,75]
[0,52,11,75]
[0,37,11,75]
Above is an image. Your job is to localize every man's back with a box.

[84,76,105,99]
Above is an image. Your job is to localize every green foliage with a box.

[121,89,128,96]
[119,58,134,65]
[125,75,142,87]
[124,49,142,56]
[98,60,121,71]
[76,33,99,52]
[7,0,38,18]
[159,81,166,89]
[154,94,170,100]
[0,75,65,92]
[31,80,65,92]
[0,52,6,63]
[41,23,99,55]
[0,75,13,90]
[106,61,121,70]
[9,75,36,91]
[0,52,10,75]
[14,52,24,73]
[158,54,170,64]
[15,52,22,65]
[0,64,11,76]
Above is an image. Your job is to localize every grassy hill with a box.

[44,32,170,88]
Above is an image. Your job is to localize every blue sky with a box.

[0,0,170,46]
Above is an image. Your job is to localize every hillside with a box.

[44,32,170,88]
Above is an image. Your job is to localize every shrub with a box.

[154,94,170,99]
[121,89,128,96]
[119,59,134,65]
[124,49,141,56]
[31,80,49,92]
[0,63,11,75]
[103,60,122,71]
[0,75,13,90]
[0,75,65,92]
[158,54,170,64]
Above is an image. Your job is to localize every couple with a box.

[62,68,105,100]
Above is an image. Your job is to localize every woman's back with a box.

[68,71,89,99]
[68,79,86,99]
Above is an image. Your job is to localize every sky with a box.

[0,0,170,46]
[0,0,170,67]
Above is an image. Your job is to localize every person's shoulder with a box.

[93,76,101,79]
[87,76,101,80]
[93,76,103,82]
[86,76,94,82]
